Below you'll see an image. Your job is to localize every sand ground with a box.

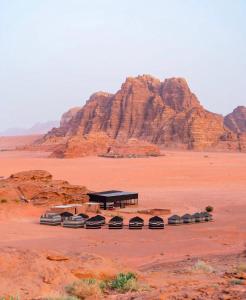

[0,150,245,268]
[0,149,246,298]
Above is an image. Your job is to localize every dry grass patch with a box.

[192,260,214,273]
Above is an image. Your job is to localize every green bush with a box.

[230,279,244,285]
[108,272,138,292]
[205,206,214,212]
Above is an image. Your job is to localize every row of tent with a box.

[40,213,163,229]
[168,212,213,224]
[40,211,213,229]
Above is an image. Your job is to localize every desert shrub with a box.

[0,199,8,204]
[236,263,246,272]
[205,206,214,212]
[107,272,142,293]
[230,279,244,285]
[65,273,149,298]
[192,260,214,273]
[65,278,103,299]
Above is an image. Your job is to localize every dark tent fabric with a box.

[129,216,144,223]
[60,212,73,218]
[108,216,123,229]
[169,215,181,220]
[148,216,164,229]
[181,214,193,223]
[129,216,144,229]
[78,213,89,219]
[109,216,123,222]
[86,215,105,225]
[149,216,163,222]
[85,215,105,229]
[168,214,181,225]
[181,214,192,219]
[201,212,212,221]
[94,215,105,221]
[193,213,201,218]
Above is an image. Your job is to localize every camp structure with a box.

[193,212,203,223]
[63,215,86,228]
[88,190,138,210]
[168,215,182,225]
[108,216,124,229]
[85,215,105,229]
[129,216,144,229]
[181,213,194,224]
[201,212,213,222]
[49,204,84,215]
[40,212,61,226]
[148,216,164,229]
[60,211,73,221]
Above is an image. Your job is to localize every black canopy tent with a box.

[88,190,138,210]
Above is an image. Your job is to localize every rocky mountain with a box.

[0,120,59,136]
[34,75,246,157]
[224,106,246,133]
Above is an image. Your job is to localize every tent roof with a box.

[109,216,123,222]
[129,216,144,222]
[193,213,201,217]
[78,213,89,219]
[168,215,181,220]
[60,212,73,217]
[149,216,164,222]
[181,214,192,218]
[86,215,105,222]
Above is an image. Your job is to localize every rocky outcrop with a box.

[103,138,161,157]
[60,107,81,127]
[0,170,89,205]
[224,106,246,133]
[34,75,245,156]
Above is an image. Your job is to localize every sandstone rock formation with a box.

[224,106,246,133]
[33,75,246,157]
[0,170,89,205]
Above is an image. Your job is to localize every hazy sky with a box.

[0,0,245,131]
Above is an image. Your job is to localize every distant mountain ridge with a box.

[28,74,246,156]
[0,121,59,137]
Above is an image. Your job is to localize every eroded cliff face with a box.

[224,106,246,134]
[36,75,245,157]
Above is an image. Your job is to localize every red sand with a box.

[0,150,245,269]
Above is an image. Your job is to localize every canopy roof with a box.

[88,190,138,202]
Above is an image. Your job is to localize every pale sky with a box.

[0,0,245,131]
